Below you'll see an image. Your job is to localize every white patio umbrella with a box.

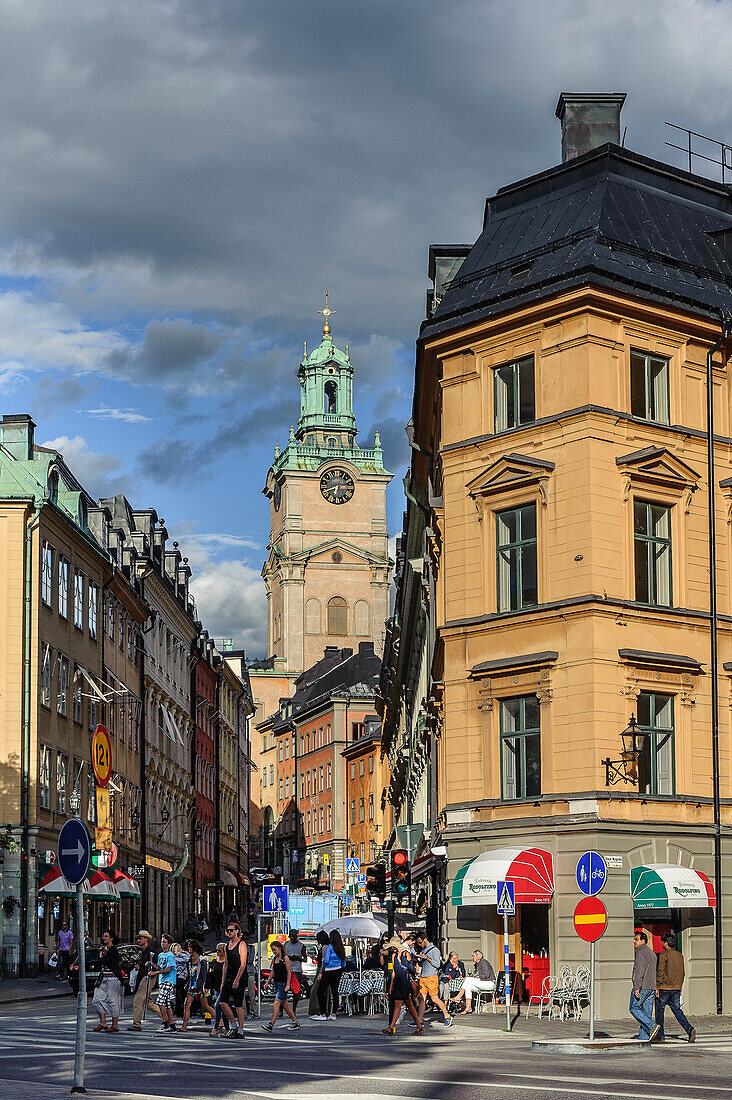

[317,913,386,939]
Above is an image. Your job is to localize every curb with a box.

[0,989,73,1006]
[531,1036,649,1054]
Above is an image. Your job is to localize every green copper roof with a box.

[301,332,351,370]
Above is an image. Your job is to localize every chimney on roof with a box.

[1,413,36,461]
[555,93,626,162]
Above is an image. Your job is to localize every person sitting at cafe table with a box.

[439,951,466,1005]
[452,950,496,1013]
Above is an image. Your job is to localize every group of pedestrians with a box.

[630,930,696,1043]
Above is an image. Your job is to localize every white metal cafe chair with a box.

[525,974,553,1020]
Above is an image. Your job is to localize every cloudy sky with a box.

[2,0,731,654]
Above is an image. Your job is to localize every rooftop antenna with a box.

[665,121,732,183]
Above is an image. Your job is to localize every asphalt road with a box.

[0,998,730,1100]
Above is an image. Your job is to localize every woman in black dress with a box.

[382,937,422,1036]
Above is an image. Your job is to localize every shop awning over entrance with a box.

[631,864,716,910]
[451,846,554,906]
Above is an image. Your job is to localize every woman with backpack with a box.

[314,930,346,1021]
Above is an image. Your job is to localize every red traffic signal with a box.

[391,849,411,906]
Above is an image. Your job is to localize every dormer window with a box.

[630,350,669,424]
[48,470,59,504]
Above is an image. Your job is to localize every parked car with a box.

[69,943,142,995]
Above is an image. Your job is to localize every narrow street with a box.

[1,999,730,1100]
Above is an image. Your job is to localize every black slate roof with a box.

[421,143,732,342]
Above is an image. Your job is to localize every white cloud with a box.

[41,434,123,498]
[0,291,126,376]
[79,405,154,422]
[189,558,266,656]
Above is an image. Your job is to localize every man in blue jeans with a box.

[655,933,696,1042]
[630,930,660,1041]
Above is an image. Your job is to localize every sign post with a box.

[257,914,262,1019]
[496,879,515,1031]
[573,896,608,1041]
[58,818,91,1095]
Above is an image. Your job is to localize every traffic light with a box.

[366,862,387,900]
[391,849,411,907]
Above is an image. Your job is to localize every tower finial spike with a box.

[318,289,335,337]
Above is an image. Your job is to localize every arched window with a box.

[48,470,59,504]
[354,600,370,636]
[324,380,337,414]
[327,596,348,636]
[305,598,321,635]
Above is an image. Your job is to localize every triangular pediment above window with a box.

[467,452,555,500]
[615,446,700,489]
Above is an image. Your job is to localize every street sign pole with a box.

[71,882,87,1095]
[503,912,510,1031]
[257,914,262,1019]
[589,939,596,1042]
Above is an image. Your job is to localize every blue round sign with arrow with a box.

[57,819,91,885]
[576,850,607,897]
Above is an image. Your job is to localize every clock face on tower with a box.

[320,467,355,505]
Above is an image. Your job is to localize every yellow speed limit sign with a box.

[92,724,112,787]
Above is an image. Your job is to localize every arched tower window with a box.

[327,596,348,636]
[324,380,337,414]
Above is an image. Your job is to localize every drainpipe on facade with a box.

[707,318,731,1016]
[20,501,42,977]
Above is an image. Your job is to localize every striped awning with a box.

[451,846,554,906]
[221,869,238,887]
[631,864,716,910]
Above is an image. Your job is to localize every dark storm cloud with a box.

[106,319,222,384]
[4,0,730,349]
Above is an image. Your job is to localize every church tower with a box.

[262,299,392,676]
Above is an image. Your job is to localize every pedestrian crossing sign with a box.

[496,879,515,915]
[345,857,360,873]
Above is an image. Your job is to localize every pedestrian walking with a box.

[91,929,124,1033]
[56,921,73,981]
[128,930,162,1031]
[213,907,224,940]
[206,943,228,1037]
[414,933,452,1028]
[150,933,178,1032]
[261,941,300,1032]
[382,938,422,1037]
[181,940,209,1030]
[629,930,661,1041]
[220,920,248,1038]
[171,942,190,1021]
[284,928,308,1015]
[314,930,346,1021]
[246,902,256,938]
[655,933,696,1042]
[309,930,330,1017]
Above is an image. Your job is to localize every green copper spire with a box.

[296,292,356,445]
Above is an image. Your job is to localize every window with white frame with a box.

[360,842,365,863]
[369,755,374,774]
[630,350,670,424]
[634,500,672,607]
[39,744,51,809]
[107,599,114,638]
[58,557,69,618]
[73,571,84,629]
[56,751,68,812]
[57,655,69,717]
[88,581,98,639]
[369,793,374,820]
[327,803,332,831]
[319,764,324,792]
[319,806,324,832]
[42,542,53,606]
[88,697,97,732]
[41,643,51,707]
[326,762,332,789]
[494,355,535,432]
[359,797,364,822]
[359,758,364,777]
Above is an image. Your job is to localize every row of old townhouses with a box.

[0,414,254,977]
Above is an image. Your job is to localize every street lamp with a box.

[161,805,170,825]
[69,788,81,816]
[603,714,650,786]
[227,820,234,836]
